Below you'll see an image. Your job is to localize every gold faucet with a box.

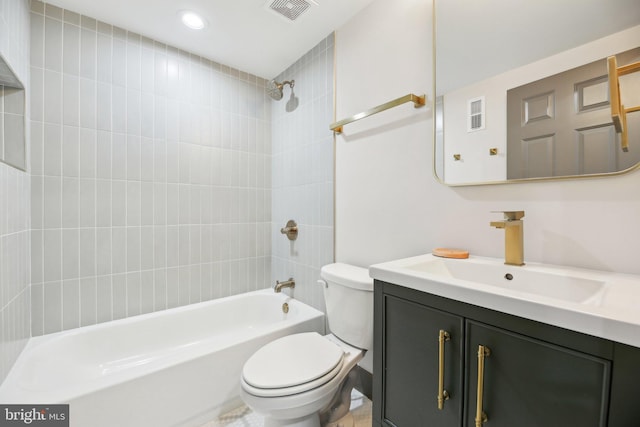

[490,211,525,266]
[274,278,295,293]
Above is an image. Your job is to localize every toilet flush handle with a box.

[317,279,328,288]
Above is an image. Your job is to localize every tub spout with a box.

[274,278,295,293]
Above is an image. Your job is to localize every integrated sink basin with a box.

[405,257,605,304]
[369,253,640,349]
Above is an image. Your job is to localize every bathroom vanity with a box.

[369,254,640,427]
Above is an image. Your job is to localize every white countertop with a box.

[369,254,640,348]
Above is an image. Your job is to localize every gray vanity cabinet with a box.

[373,280,637,427]
[381,294,463,426]
[464,321,609,427]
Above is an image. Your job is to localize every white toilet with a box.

[240,263,373,427]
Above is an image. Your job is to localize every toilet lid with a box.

[242,332,344,390]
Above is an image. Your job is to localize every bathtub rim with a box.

[0,288,325,404]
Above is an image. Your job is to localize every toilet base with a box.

[263,411,355,427]
[325,412,354,427]
[319,367,359,425]
[264,414,320,427]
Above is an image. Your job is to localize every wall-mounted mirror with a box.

[434,0,640,185]
[0,53,26,171]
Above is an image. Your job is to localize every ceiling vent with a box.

[267,0,314,21]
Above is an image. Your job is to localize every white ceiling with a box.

[44,0,376,79]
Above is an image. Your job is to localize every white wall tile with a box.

[111,274,126,319]
[111,85,126,133]
[31,12,45,68]
[79,78,96,129]
[31,176,43,230]
[140,181,153,225]
[97,82,111,131]
[96,275,112,323]
[79,228,96,277]
[78,178,95,227]
[141,93,154,139]
[31,119,44,176]
[43,123,62,175]
[140,137,153,181]
[62,74,79,126]
[111,180,126,226]
[96,33,112,83]
[44,16,62,72]
[61,177,79,228]
[126,227,141,272]
[62,125,79,176]
[43,176,62,228]
[126,277,140,317]
[126,134,141,180]
[79,277,97,326]
[43,229,61,282]
[111,132,126,179]
[111,227,126,274]
[153,182,166,225]
[96,179,111,226]
[96,130,111,179]
[140,271,154,314]
[126,89,141,135]
[43,282,62,334]
[61,228,79,280]
[96,228,111,276]
[44,69,62,124]
[153,269,167,310]
[62,22,79,76]
[126,181,141,226]
[80,27,96,79]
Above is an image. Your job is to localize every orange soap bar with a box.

[433,248,469,259]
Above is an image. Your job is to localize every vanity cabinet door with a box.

[465,320,611,427]
[379,295,464,426]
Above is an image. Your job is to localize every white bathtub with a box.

[0,289,325,427]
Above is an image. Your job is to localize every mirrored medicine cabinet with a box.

[434,0,640,186]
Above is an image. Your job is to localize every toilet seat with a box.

[242,332,345,398]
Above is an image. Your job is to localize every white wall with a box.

[335,0,433,269]
[336,0,640,279]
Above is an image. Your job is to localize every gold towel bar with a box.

[330,93,426,134]
[607,56,640,152]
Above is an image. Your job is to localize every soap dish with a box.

[433,248,469,259]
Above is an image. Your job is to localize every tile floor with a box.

[203,390,372,427]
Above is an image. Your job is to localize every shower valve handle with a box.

[280,220,298,241]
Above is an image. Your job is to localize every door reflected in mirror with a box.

[434,0,640,185]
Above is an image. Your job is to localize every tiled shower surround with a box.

[29,1,273,335]
[0,0,30,384]
[271,35,335,312]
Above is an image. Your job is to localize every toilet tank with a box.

[320,263,373,350]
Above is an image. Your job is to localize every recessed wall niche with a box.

[0,53,26,171]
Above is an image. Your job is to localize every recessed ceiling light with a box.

[180,11,207,30]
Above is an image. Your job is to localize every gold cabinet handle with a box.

[475,345,491,427]
[437,330,451,410]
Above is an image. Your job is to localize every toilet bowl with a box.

[240,333,363,427]
[240,263,373,427]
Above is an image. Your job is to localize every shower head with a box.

[267,79,295,100]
